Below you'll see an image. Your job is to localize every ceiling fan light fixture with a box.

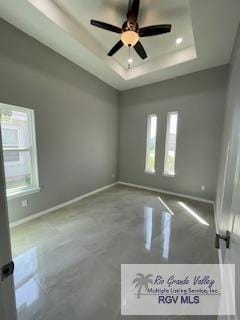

[121,31,139,46]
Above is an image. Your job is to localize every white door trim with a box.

[0,127,17,320]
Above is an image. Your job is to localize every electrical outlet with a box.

[22,200,28,208]
[112,173,116,179]
[201,186,206,191]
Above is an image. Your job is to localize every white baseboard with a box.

[10,182,118,228]
[119,181,215,205]
[10,181,214,228]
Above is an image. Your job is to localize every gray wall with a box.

[119,66,228,201]
[0,18,230,223]
[0,19,119,223]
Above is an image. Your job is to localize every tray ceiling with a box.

[0,0,239,90]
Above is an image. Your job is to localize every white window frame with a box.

[2,125,22,165]
[0,103,40,199]
[163,111,178,177]
[145,114,158,174]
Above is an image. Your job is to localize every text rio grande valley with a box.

[149,275,219,305]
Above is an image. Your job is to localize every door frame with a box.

[0,126,17,320]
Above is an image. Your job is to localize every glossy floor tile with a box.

[10,185,218,320]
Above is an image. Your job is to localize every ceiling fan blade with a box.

[139,24,172,37]
[90,20,122,34]
[127,0,140,23]
[108,40,124,56]
[134,41,147,59]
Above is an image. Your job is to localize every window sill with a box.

[145,170,156,175]
[163,173,176,177]
[7,186,41,200]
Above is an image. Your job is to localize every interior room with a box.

[0,1,240,320]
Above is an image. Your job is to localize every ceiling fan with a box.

[90,0,172,60]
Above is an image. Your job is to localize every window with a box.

[0,103,39,198]
[164,112,178,176]
[2,128,20,163]
[145,114,157,173]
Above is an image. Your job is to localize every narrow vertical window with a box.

[145,114,157,174]
[164,112,178,176]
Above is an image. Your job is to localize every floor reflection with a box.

[144,205,172,258]
[161,211,172,259]
[178,201,209,226]
[14,248,39,312]
[144,206,153,251]
[158,196,175,215]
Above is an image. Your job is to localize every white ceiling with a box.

[0,0,239,91]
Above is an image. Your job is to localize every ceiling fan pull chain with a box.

[128,45,131,69]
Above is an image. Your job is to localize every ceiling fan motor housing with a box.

[122,21,139,33]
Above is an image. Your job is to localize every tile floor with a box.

[10,185,218,320]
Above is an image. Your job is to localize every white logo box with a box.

[121,264,235,315]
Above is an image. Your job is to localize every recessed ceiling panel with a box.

[54,0,195,70]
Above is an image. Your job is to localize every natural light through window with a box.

[145,114,157,174]
[161,212,172,259]
[164,112,178,176]
[0,103,39,198]
[178,201,209,226]
[158,196,175,215]
[144,206,153,251]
